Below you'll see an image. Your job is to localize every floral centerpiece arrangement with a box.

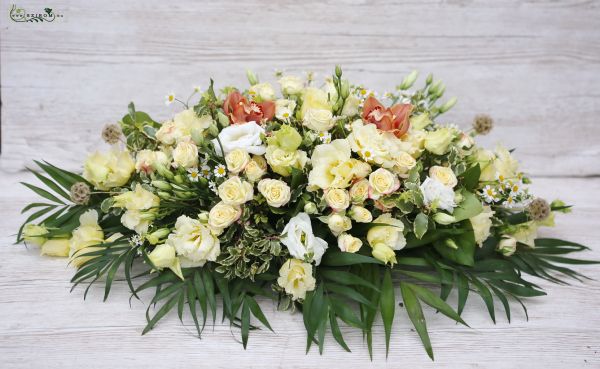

[16,67,595,359]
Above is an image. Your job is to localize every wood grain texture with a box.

[1,0,600,368]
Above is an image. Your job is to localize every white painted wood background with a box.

[1,0,599,368]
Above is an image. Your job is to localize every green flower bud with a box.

[433,213,457,225]
[439,97,457,113]
[157,191,171,200]
[173,174,184,184]
[425,73,433,85]
[151,180,172,191]
[246,69,259,85]
[155,163,174,180]
[444,238,459,249]
[335,65,343,78]
[399,70,418,90]
[217,111,230,128]
[304,202,317,214]
[341,80,350,99]
[146,228,171,245]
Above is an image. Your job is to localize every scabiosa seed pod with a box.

[473,114,493,135]
[528,198,551,221]
[101,123,122,144]
[70,182,91,205]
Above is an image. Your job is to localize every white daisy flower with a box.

[318,131,332,144]
[344,123,352,131]
[508,181,523,196]
[496,172,507,184]
[359,148,375,161]
[200,164,211,178]
[358,88,376,99]
[165,92,176,106]
[503,195,517,208]
[129,234,144,247]
[481,185,499,203]
[214,164,227,178]
[188,168,200,182]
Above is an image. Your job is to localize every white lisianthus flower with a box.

[173,109,213,136]
[212,121,266,156]
[308,139,366,190]
[429,165,458,188]
[148,243,183,280]
[155,121,182,145]
[249,82,276,101]
[473,148,497,182]
[278,75,304,95]
[265,146,308,177]
[512,223,538,248]
[172,140,199,169]
[327,213,352,236]
[217,176,254,206]
[258,179,291,208]
[424,127,455,155]
[324,188,350,211]
[166,215,220,267]
[337,233,363,253]
[40,238,71,257]
[23,224,48,247]
[470,206,494,246]
[420,177,456,212]
[277,259,316,300]
[280,213,328,265]
[208,201,242,234]
[113,184,160,234]
[225,148,250,174]
[498,236,517,256]
[275,99,297,121]
[83,149,135,190]
[349,178,370,203]
[494,145,519,179]
[341,95,361,117]
[244,155,267,182]
[303,108,334,132]
[367,213,406,265]
[135,150,169,174]
[368,168,400,200]
[347,120,397,168]
[69,210,104,267]
[349,205,373,223]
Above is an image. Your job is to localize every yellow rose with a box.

[225,148,250,174]
[429,165,458,188]
[23,224,48,247]
[258,179,291,208]
[337,233,363,253]
[424,127,455,155]
[327,213,352,236]
[244,155,267,182]
[372,243,397,265]
[303,108,334,132]
[113,184,160,234]
[349,205,373,223]
[265,146,308,177]
[83,149,135,190]
[277,258,316,300]
[393,151,417,176]
[324,188,350,211]
[208,201,241,234]
[367,213,406,251]
[498,236,517,256]
[248,82,276,101]
[172,140,199,169]
[368,168,400,199]
[148,243,183,280]
[349,179,369,203]
[41,238,71,257]
[470,206,494,246]
[217,176,254,206]
[70,210,104,267]
[278,75,304,95]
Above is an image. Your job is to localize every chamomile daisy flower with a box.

[214,164,227,178]
[359,148,375,161]
[200,164,211,178]
[129,234,144,247]
[503,195,516,208]
[509,181,523,195]
[165,92,176,106]
[358,88,376,99]
[481,185,499,203]
[496,172,507,184]
[188,168,200,182]
[318,131,332,144]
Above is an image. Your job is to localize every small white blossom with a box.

[214,164,227,178]
[165,92,175,106]
[318,131,332,144]
[188,168,200,182]
[481,185,499,203]
[200,164,211,178]
[130,234,144,247]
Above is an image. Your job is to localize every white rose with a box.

[265,146,308,177]
[393,151,417,176]
[470,206,494,246]
[429,165,458,188]
[324,188,350,211]
[498,236,517,256]
[244,155,267,182]
[249,82,276,101]
[420,177,456,212]
[167,215,220,267]
[277,258,316,300]
[172,140,199,169]
[258,179,291,208]
[281,213,328,265]
[349,205,373,223]
[349,178,369,203]
[212,121,266,156]
[327,213,352,236]
[225,148,250,174]
[135,150,169,174]
[337,233,363,253]
[368,168,400,200]
[217,176,254,206]
[278,75,304,95]
[156,121,183,145]
[303,108,334,132]
[208,201,242,234]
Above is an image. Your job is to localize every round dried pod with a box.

[473,114,493,135]
[528,198,551,221]
[101,123,122,144]
[70,182,91,205]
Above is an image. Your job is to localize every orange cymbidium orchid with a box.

[223,91,275,124]
[361,96,412,137]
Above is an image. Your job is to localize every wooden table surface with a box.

[1,1,599,368]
